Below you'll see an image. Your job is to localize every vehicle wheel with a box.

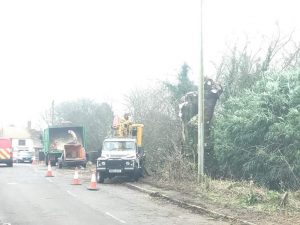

[134,174,139,182]
[58,163,62,169]
[7,162,13,167]
[131,168,140,182]
[96,171,105,183]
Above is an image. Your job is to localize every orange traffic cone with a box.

[71,167,81,185]
[87,172,99,191]
[45,161,54,177]
[32,156,36,165]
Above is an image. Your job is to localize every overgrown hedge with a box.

[214,70,300,190]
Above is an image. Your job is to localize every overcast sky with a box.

[0,0,299,128]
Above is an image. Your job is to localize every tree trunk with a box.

[179,77,222,176]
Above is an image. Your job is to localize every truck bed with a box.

[64,144,86,160]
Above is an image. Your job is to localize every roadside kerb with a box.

[125,183,257,225]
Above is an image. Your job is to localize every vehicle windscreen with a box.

[19,151,32,156]
[103,141,135,151]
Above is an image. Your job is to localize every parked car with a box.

[17,151,33,163]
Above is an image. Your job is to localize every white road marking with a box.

[46,178,54,183]
[7,182,17,185]
[105,212,126,224]
[67,190,77,198]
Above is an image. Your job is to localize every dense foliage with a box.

[214,71,300,189]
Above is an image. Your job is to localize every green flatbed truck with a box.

[43,125,87,167]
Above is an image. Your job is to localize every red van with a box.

[0,138,13,167]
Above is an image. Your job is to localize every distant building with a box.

[0,122,43,158]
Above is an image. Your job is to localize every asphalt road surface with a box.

[0,164,228,225]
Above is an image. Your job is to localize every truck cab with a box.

[96,120,144,183]
[0,138,13,167]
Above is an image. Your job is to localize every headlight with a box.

[97,161,106,167]
[125,160,134,166]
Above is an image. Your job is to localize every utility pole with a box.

[198,0,205,183]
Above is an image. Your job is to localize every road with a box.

[0,164,228,225]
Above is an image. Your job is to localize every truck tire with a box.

[96,171,105,183]
[134,173,139,182]
[130,169,140,182]
[45,155,49,166]
[7,162,13,167]
[129,174,138,182]
[58,162,62,169]
[50,161,56,167]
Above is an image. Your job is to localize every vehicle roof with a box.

[47,125,83,129]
